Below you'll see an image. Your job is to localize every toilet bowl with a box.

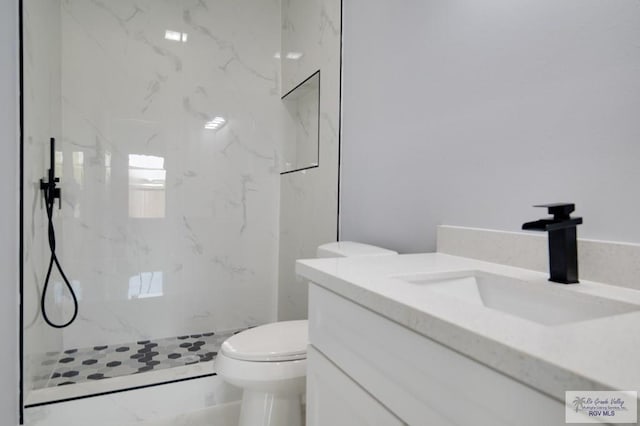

[216,320,308,426]
[215,242,397,426]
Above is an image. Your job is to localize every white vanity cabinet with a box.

[306,283,567,426]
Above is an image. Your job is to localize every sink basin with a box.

[394,270,640,326]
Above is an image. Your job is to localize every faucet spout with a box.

[522,203,583,284]
[522,217,583,232]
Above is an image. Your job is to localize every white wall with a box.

[0,0,21,423]
[340,0,640,253]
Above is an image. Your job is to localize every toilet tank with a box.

[316,241,398,258]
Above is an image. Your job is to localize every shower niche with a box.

[281,71,320,174]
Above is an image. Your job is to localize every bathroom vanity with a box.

[297,253,640,426]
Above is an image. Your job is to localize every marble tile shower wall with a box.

[24,0,282,386]
[278,0,341,320]
[23,0,64,394]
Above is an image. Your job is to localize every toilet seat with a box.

[221,320,308,362]
[216,353,307,387]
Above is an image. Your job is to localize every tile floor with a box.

[33,330,242,389]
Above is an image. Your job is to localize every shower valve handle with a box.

[40,137,62,210]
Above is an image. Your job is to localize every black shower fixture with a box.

[40,137,79,328]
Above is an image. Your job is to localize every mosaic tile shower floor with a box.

[33,330,242,389]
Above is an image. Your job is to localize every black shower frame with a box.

[18,0,344,422]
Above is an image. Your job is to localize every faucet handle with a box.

[533,203,575,219]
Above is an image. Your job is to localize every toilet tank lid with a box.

[221,320,308,362]
[316,241,398,258]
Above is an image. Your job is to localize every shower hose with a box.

[41,176,78,329]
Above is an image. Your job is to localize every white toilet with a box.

[215,241,397,426]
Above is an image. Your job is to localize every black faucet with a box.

[522,203,583,284]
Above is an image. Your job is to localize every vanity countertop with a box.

[296,253,640,402]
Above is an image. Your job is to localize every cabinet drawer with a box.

[307,346,405,426]
[308,283,566,426]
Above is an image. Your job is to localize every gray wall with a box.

[340,0,640,253]
[0,0,20,424]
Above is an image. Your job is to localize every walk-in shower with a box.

[22,0,281,407]
[21,0,342,423]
